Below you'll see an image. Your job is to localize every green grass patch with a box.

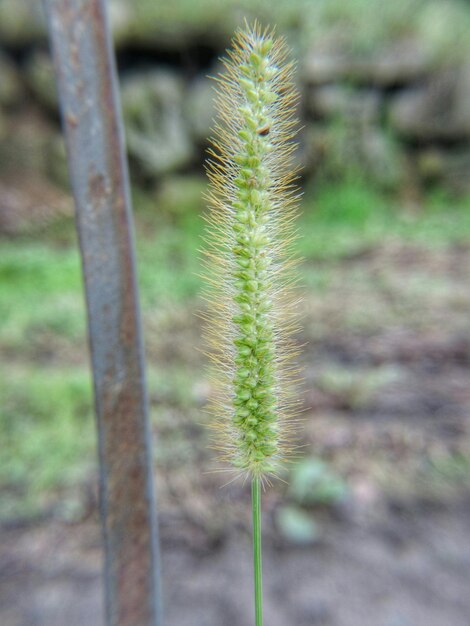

[137,212,203,306]
[0,365,95,520]
[298,180,470,262]
[0,243,85,353]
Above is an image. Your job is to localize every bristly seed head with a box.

[202,21,301,482]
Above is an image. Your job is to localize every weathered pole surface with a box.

[43,1,163,625]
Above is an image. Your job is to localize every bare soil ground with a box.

[1,498,470,626]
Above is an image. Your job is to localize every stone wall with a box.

[0,0,469,197]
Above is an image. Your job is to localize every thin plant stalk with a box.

[252,477,263,626]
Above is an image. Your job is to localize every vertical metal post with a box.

[43,2,163,625]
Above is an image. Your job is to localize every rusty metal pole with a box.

[43,1,163,625]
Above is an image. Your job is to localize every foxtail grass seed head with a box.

[202,22,301,482]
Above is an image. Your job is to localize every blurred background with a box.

[1,0,470,624]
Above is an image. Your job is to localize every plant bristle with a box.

[202,22,301,481]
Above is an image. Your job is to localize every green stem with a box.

[252,477,263,626]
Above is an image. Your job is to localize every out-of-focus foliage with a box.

[1,179,469,521]
[2,0,469,60]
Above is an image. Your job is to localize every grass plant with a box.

[202,22,302,625]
